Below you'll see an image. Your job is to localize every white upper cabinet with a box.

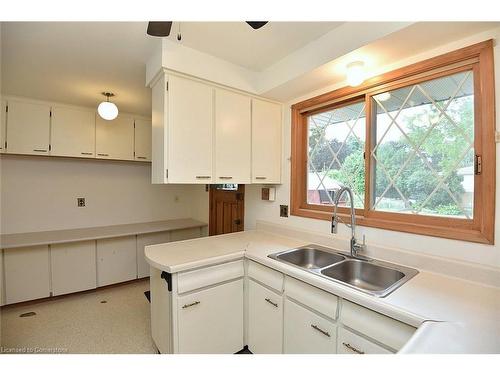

[168,75,214,183]
[0,99,6,153]
[214,89,251,183]
[5,99,51,155]
[134,118,152,161]
[96,114,135,160]
[252,99,282,183]
[150,73,283,184]
[51,106,96,158]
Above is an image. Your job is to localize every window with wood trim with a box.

[291,40,495,244]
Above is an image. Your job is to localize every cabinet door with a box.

[168,75,214,183]
[51,106,96,158]
[4,246,51,304]
[50,241,97,296]
[96,114,135,160]
[284,298,337,354]
[96,236,137,286]
[5,100,51,155]
[177,279,243,353]
[338,327,392,354]
[251,99,282,183]
[136,231,170,278]
[0,99,6,153]
[247,279,283,353]
[134,118,152,161]
[214,89,251,183]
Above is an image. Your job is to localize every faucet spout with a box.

[331,186,365,258]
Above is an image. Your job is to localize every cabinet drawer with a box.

[178,260,244,294]
[341,300,416,351]
[177,278,243,353]
[247,279,283,354]
[284,298,336,354]
[338,327,392,354]
[285,276,338,319]
[247,260,283,292]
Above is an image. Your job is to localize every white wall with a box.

[0,155,199,234]
[245,27,500,272]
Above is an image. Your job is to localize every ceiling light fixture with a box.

[98,92,118,121]
[346,61,365,87]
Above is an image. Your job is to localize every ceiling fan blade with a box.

[246,21,268,30]
[147,21,173,37]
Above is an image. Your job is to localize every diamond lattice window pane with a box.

[371,70,474,218]
[307,101,366,208]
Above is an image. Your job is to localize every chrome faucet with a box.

[331,186,366,258]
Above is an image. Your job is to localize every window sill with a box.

[290,206,493,244]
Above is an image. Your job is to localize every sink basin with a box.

[269,246,345,269]
[268,244,418,297]
[321,259,406,294]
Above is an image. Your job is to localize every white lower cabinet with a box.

[136,232,171,278]
[247,279,283,354]
[338,327,391,354]
[177,278,244,353]
[284,298,337,354]
[50,241,97,296]
[96,236,137,287]
[3,246,51,304]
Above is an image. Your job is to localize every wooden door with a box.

[209,184,245,236]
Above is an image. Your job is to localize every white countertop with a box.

[145,229,500,353]
[1,218,207,249]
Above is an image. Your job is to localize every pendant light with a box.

[98,92,118,121]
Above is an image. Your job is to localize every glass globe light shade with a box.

[98,101,118,121]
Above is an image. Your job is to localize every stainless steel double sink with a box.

[268,245,418,297]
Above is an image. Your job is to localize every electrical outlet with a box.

[280,205,289,217]
[77,198,86,207]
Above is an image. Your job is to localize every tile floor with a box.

[0,279,157,354]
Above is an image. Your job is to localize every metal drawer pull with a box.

[137,156,148,159]
[219,176,233,179]
[255,176,267,180]
[97,153,109,156]
[311,324,330,337]
[342,342,365,354]
[182,301,200,309]
[33,149,47,152]
[81,152,93,155]
[264,298,278,308]
[195,176,211,179]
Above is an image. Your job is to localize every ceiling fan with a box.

[147,21,269,37]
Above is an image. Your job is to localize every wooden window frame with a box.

[291,40,495,244]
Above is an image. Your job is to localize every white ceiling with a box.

[165,22,342,71]
[2,22,498,116]
[1,21,340,115]
[1,22,159,116]
[263,22,500,101]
